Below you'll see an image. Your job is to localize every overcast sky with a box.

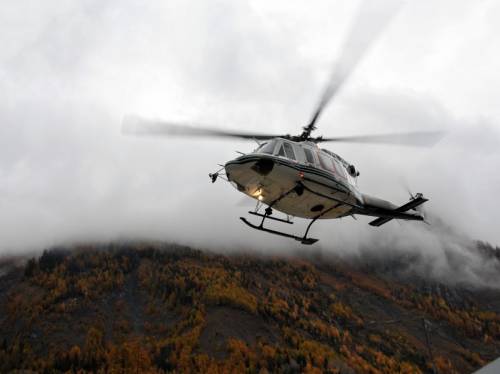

[1,0,499,266]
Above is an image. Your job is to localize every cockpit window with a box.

[283,142,296,160]
[254,143,266,152]
[303,148,315,164]
[259,140,277,154]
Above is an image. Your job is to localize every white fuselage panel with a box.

[225,154,357,219]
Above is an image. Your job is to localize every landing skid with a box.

[238,182,348,245]
[239,183,320,245]
[240,217,319,245]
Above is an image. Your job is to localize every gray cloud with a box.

[0,0,499,287]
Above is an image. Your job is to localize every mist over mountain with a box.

[338,216,500,290]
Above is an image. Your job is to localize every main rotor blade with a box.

[303,0,402,140]
[318,131,445,147]
[122,115,280,140]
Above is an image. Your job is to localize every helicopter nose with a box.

[251,158,274,176]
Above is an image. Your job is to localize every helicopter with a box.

[123,0,443,245]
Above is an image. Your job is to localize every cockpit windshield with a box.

[255,140,277,154]
[277,142,296,160]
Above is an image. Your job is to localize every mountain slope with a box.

[0,242,499,373]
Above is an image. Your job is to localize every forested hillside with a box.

[0,242,499,373]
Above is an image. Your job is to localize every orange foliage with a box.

[0,243,497,373]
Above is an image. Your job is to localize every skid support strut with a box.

[302,202,343,242]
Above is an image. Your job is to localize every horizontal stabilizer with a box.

[393,193,428,213]
[369,193,428,227]
[369,216,394,227]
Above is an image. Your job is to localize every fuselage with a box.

[225,138,364,219]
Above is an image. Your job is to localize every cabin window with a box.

[303,148,315,164]
[329,159,338,174]
[277,145,286,157]
[332,159,347,179]
[283,142,296,160]
[259,140,277,154]
[318,153,335,172]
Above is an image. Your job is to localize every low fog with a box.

[1,1,500,286]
